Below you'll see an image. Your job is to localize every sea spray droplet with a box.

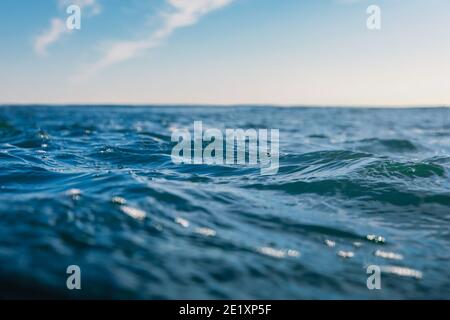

[195,227,216,237]
[367,234,386,244]
[66,189,82,200]
[175,217,190,228]
[337,251,354,259]
[287,249,300,257]
[258,247,286,259]
[258,247,300,259]
[381,266,422,279]
[120,205,146,220]
[353,242,363,248]
[375,250,403,260]
[325,239,336,248]
[112,196,127,205]
[66,189,81,196]
[38,131,50,140]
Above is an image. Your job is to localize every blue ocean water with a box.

[0,106,449,299]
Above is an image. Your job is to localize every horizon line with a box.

[0,103,449,109]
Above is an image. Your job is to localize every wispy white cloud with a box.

[34,0,101,56]
[34,18,68,56]
[76,0,234,79]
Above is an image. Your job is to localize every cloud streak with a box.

[34,0,101,56]
[78,0,234,78]
[34,18,69,56]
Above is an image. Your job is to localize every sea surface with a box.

[0,106,449,299]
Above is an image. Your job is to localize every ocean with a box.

[0,106,449,299]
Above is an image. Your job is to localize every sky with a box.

[0,0,449,106]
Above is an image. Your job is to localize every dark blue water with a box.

[0,106,449,299]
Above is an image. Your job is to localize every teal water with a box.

[0,106,449,299]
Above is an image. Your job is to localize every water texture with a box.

[0,106,449,299]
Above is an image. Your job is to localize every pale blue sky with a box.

[0,0,449,106]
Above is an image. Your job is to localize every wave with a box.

[0,106,449,299]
